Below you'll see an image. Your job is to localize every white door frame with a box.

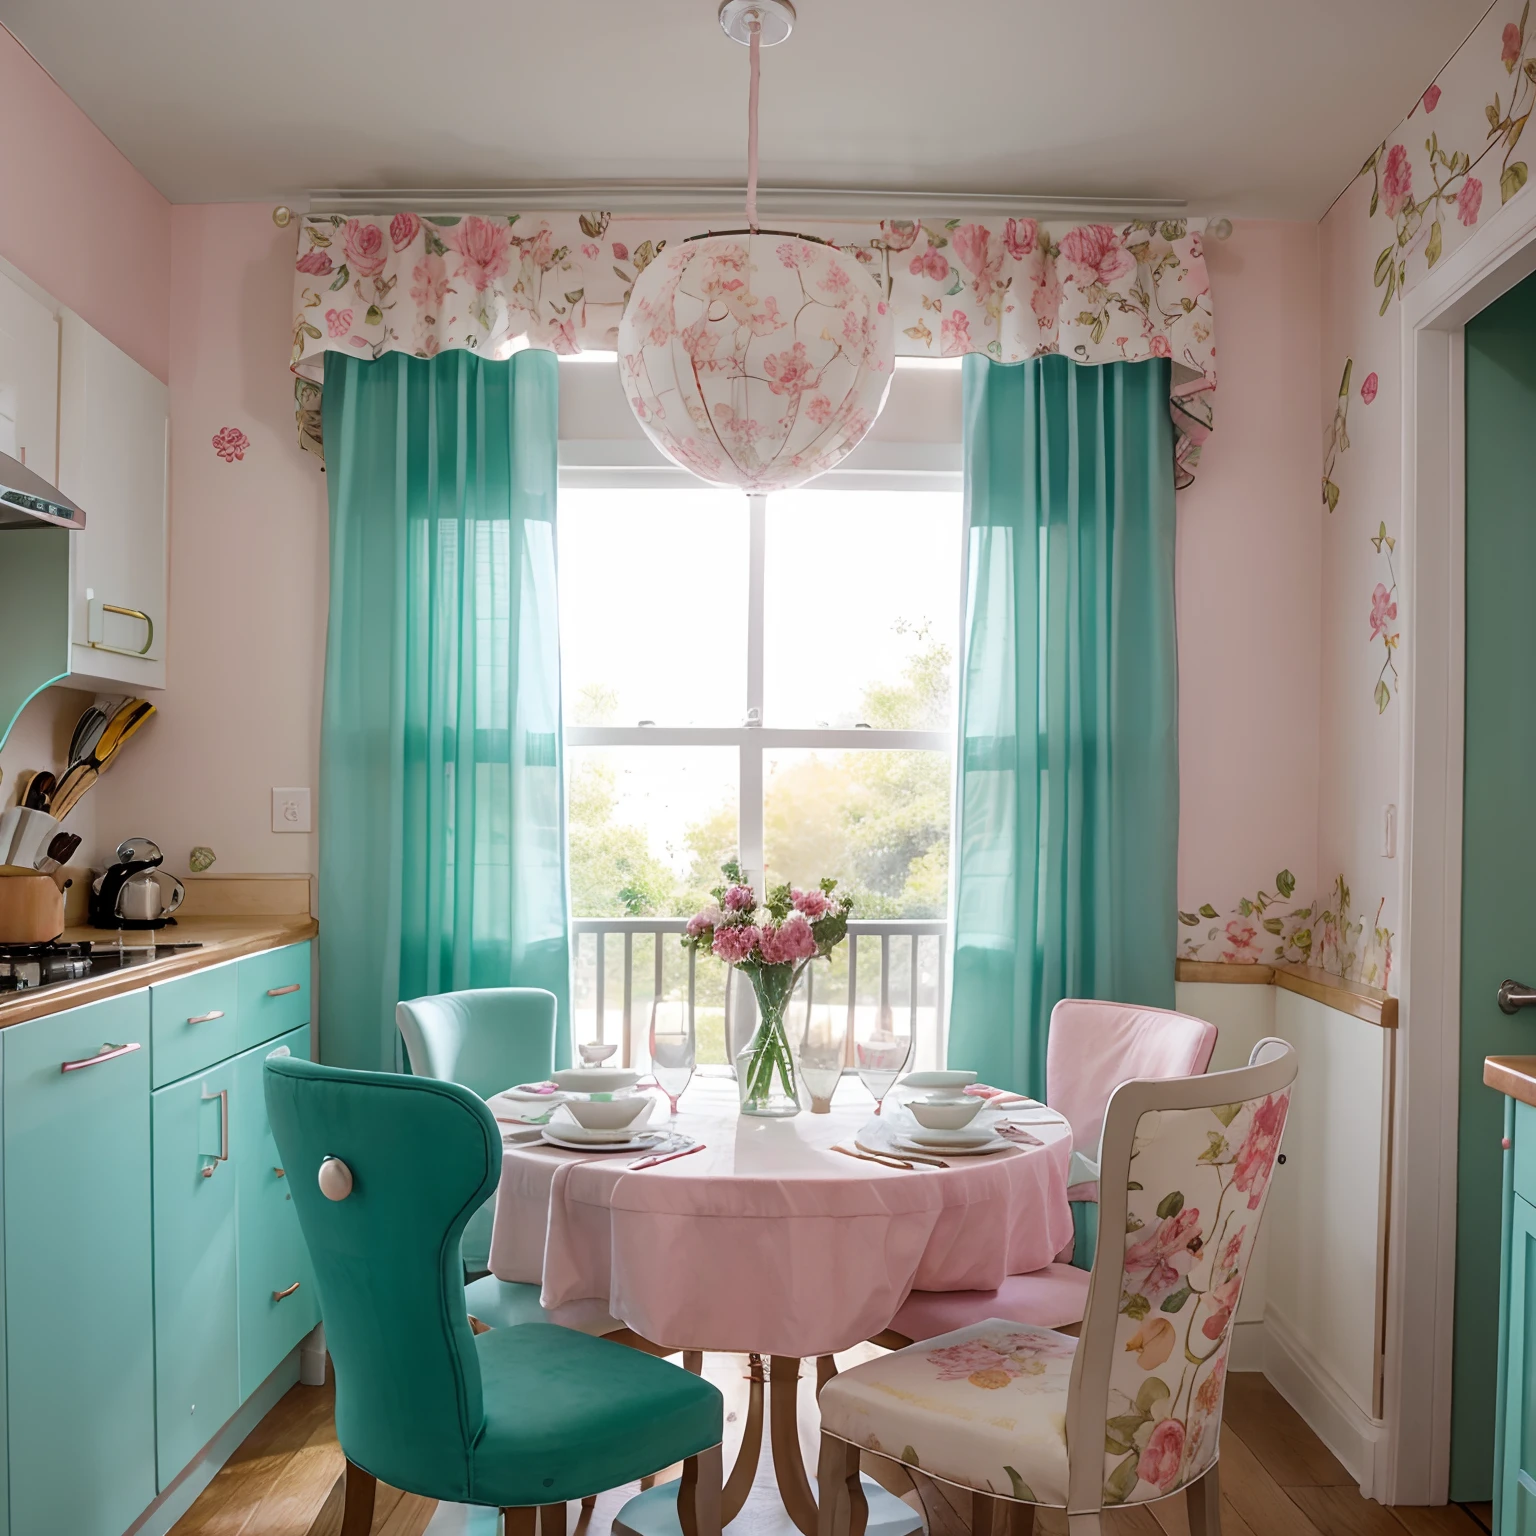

[1388,187,1536,1504]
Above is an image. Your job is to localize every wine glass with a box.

[794,1003,848,1114]
[649,998,696,1119]
[854,1010,913,1116]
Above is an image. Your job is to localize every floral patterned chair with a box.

[819,1037,1295,1536]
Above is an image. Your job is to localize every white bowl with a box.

[900,1070,978,1099]
[907,1096,985,1131]
[562,1095,654,1132]
[552,1067,642,1095]
[579,1041,619,1065]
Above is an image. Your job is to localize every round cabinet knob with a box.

[318,1157,354,1201]
[1504,1137,1514,1150]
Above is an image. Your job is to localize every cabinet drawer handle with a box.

[266,984,301,998]
[61,1041,141,1073]
[200,1087,230,1178]
[274,1167,285,1178]
[87,602,154,658]
[187,1010,225,1025]
[273,1282,301,1301]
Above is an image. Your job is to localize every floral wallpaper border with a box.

[288,212,1217,483]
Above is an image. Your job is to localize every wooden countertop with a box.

[1175,958,1398,1029]
[1485,1056,1536,1107]
[0,915,318,1030]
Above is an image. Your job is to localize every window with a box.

[558,357,962,1067]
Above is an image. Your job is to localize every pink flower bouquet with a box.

[682,859,853,1116]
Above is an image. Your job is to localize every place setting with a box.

[848,1069,1072,1165]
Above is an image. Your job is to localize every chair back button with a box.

[319,1157,354,1201]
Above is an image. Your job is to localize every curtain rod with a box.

[297,184,1195,222]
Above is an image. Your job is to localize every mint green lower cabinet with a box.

[236,1025,318,1399]
[153,1057,240,1489]
[4,992,156,1536]
[1502,1188,1536,1531]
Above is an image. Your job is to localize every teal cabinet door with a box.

[1502,1192,1536,1531]
[151,959,240,1088]
[237,943,311,1051]
[235,1024,318,1400]
[4,992,156,1536]
[153,1058,239,1488]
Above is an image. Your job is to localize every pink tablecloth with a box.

[487,1079,1074,1357]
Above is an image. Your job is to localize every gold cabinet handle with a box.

[274,1167,285,1178]
[200,1087,230,1177]
[273,1282,301,1301]
[87,603,155,658]
[61,1041,141,1073]
[186,1010,225,1025]
[266,983,301,998]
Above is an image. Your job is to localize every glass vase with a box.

[734,964,801,1118]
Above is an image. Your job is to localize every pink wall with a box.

[1175,221,1323,963]
[92,205,329,875]
[0,25,170,381]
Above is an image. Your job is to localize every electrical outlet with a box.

[272,788,312,834]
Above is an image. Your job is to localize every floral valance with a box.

[290,212,1216,485]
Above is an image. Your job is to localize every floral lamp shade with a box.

[617,234,895,493]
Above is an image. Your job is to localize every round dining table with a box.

[487,1078,1074,1536]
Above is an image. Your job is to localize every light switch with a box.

[272,787,312,834]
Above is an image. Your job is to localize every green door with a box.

[153,1058,239,1488]
[4,992,156,1536]
[1459,269,1536,1497]
[235,1025,318,1400]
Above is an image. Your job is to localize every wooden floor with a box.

[168,1362,1496,1536]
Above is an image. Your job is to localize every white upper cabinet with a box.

[58,311,169,691]
[0,268,59,483]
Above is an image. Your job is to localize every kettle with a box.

[90,839,185,930]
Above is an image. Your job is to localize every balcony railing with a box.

[571,917,949,1074]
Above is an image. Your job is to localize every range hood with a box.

[0,451,85,530]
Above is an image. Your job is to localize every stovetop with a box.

[0,940,201,995]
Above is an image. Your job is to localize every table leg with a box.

[723,1355,766,1523]
[769,1357,820,1536]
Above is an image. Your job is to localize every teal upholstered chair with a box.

[264,1055,723,1534]
[397,987,557,1277]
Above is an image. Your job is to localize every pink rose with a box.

[295,248,334,277]
[686,905,723,940]
[1360,371,1379,404]
[712,924,761,965]
[325,308,353,338]
[1124,1207,1203,1301]
[1369,582,1398,640]
[953,223,1003,299]
[448,215,513,292]
[763,342,817,398]
[342,219,387,278]
[723,884,756,913]
[1149,334,1172,358]
[1137,1419,1185,1492]
[1382,144,1413,219]
[879,220,919,253]
[410,253,450,313]
[1458,176,1483,227]
[211,426,249,463]
[791,887,833,919]
[1233,1092,1289,1209]
[1003,217,1038,259]
[940,308,972,356]
[1422,83,1441,113]
[759,915,818,965]
[804,395,833,426]
[909,245,950,282]
[1058,224,1135,287]
[389,212,421,252]
[1221,921,1260,962]
[1504,21,1522,68]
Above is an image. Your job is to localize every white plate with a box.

[903,1124,997,1148]
[540,1128,671,1154]
[893,1133,1011,1158]
[900,1070,978,1090]
[544,1109,654,1144]
[552,1067,643,1094]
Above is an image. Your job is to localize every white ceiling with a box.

[2,0,1489,218]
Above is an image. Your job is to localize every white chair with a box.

[820,1037,1296,1536]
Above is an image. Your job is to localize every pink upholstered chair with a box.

[879,1000,1218,1347]
[824,1038,1296,1536]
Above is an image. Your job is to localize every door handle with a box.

[1499,979,1536,1014]
[201,1087,230,1177]
[61,1041,141,1073]
[266,984,301,998]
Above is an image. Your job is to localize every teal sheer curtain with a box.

[947,354,1178,1096]
[318,349,571,1071]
